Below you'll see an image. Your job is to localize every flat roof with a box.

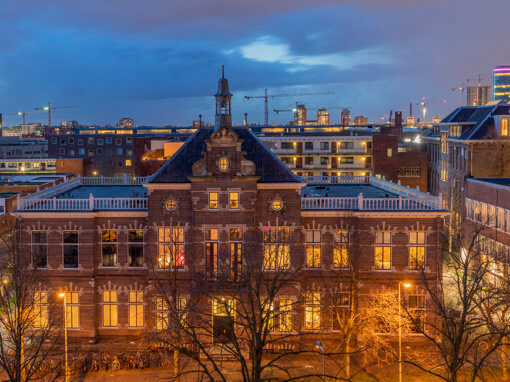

[55,185,147,199]
[302,184,399,198]
[0,193,17,198]
[470,178,510,187]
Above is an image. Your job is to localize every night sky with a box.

[1,0,508,127]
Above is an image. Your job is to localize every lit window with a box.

[158,227,185,269]
[502,119,509,136]
[375,231,391,270]
[103,291,118,327]
[333,230,349,269]
[387,148,393,158]
[65,292,79,329]
[165,199,176,211]
[125,159,132,166]
[156,297,169,331]
[33,291,48,328]
[279,299,293,332]
[332,292,349,330]
[306,230,321,268]
[262,300,274,331]
[129,291,144,327]
[409,232,425,270]
[209,192,219,209]
[31,231,47,269]
[304,292,321,330]
[218,157,229,172]
[205,228,218,279]
[229,192,239,209]
[102,230,118,267]
[263,227,290,270]
[230,228,243,281]
[271,198,283,211]
[63,231,79,268]
[128,230,144,267]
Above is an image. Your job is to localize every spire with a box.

[214,65,233,129]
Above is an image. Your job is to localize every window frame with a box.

[209,192,219,210]
[229,228,243,281]
[65,292,79,329]
[333,230,349,269]
[205,228,219,279]
[305,230,322,269]
[63,231,79,269]
[128,291,144,328]
[157,227,185,269]
[102,290,118,328]
[101,229,118,267]
[409,231,426,270]
[31,231,48,269]
[228,192,239,210]
[304,292,321,330]
[128,229,144,268]
[263,227,291,270]
[374,231,392,271]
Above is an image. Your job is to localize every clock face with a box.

[165,199,177,211]
[272,199,283,211]
[218,157,229,173]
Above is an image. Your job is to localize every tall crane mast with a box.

[451,83,465,106]
[35,103,78,128]
[13,110,40,129]
[244,89,334,125]
[416,98,447,123]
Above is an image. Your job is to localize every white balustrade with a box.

[302,195,440,211]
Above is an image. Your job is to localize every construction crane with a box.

[466,74,491,87]
[13,110,40,129]
[244,89,334,125]
[35,103,78,128]
[451,83,465,106]
[416,97,447,123]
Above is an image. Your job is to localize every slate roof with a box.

[429,102,510,141]
[148,127,301,184]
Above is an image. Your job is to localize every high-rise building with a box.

[353,116,368,125]
[466,86,490,106]
[316,108,330,125]
[493,66,510,101]
[341,108,351,126]
[118,118,134,129]
[293,104,307,126]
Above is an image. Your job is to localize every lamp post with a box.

[58,293,69,382]
[315,341,325,382]
[398,282,411,382]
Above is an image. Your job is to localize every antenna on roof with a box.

[222,64,225,79]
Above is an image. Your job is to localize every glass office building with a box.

[493,66,510,101]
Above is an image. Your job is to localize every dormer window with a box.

[218,157,229,173]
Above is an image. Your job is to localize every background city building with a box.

[493,66,510,102]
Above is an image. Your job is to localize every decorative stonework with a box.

[192,157,207,176]
[208,125,238,146]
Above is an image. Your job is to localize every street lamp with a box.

[398,282,412,382]
[315,340,325,382]
[58,292,69,382]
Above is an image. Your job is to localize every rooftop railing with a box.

[18,196,148,212]
[301,195,441,211]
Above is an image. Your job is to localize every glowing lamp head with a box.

[2,279,8,285]
[403,283,412,288]
[58,293,65,298]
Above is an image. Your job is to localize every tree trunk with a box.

[173,349,179,382]
[503,336,508,381]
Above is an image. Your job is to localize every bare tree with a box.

[402,221,510,382]
[150,221,324,382]
[0,218,64,382]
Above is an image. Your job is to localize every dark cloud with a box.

[0,0,508,126]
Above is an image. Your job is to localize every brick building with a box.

[14,72,446,352]
[425,102,510,231]
[464,178,510,275]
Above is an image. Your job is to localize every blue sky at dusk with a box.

[0,0,508,126]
